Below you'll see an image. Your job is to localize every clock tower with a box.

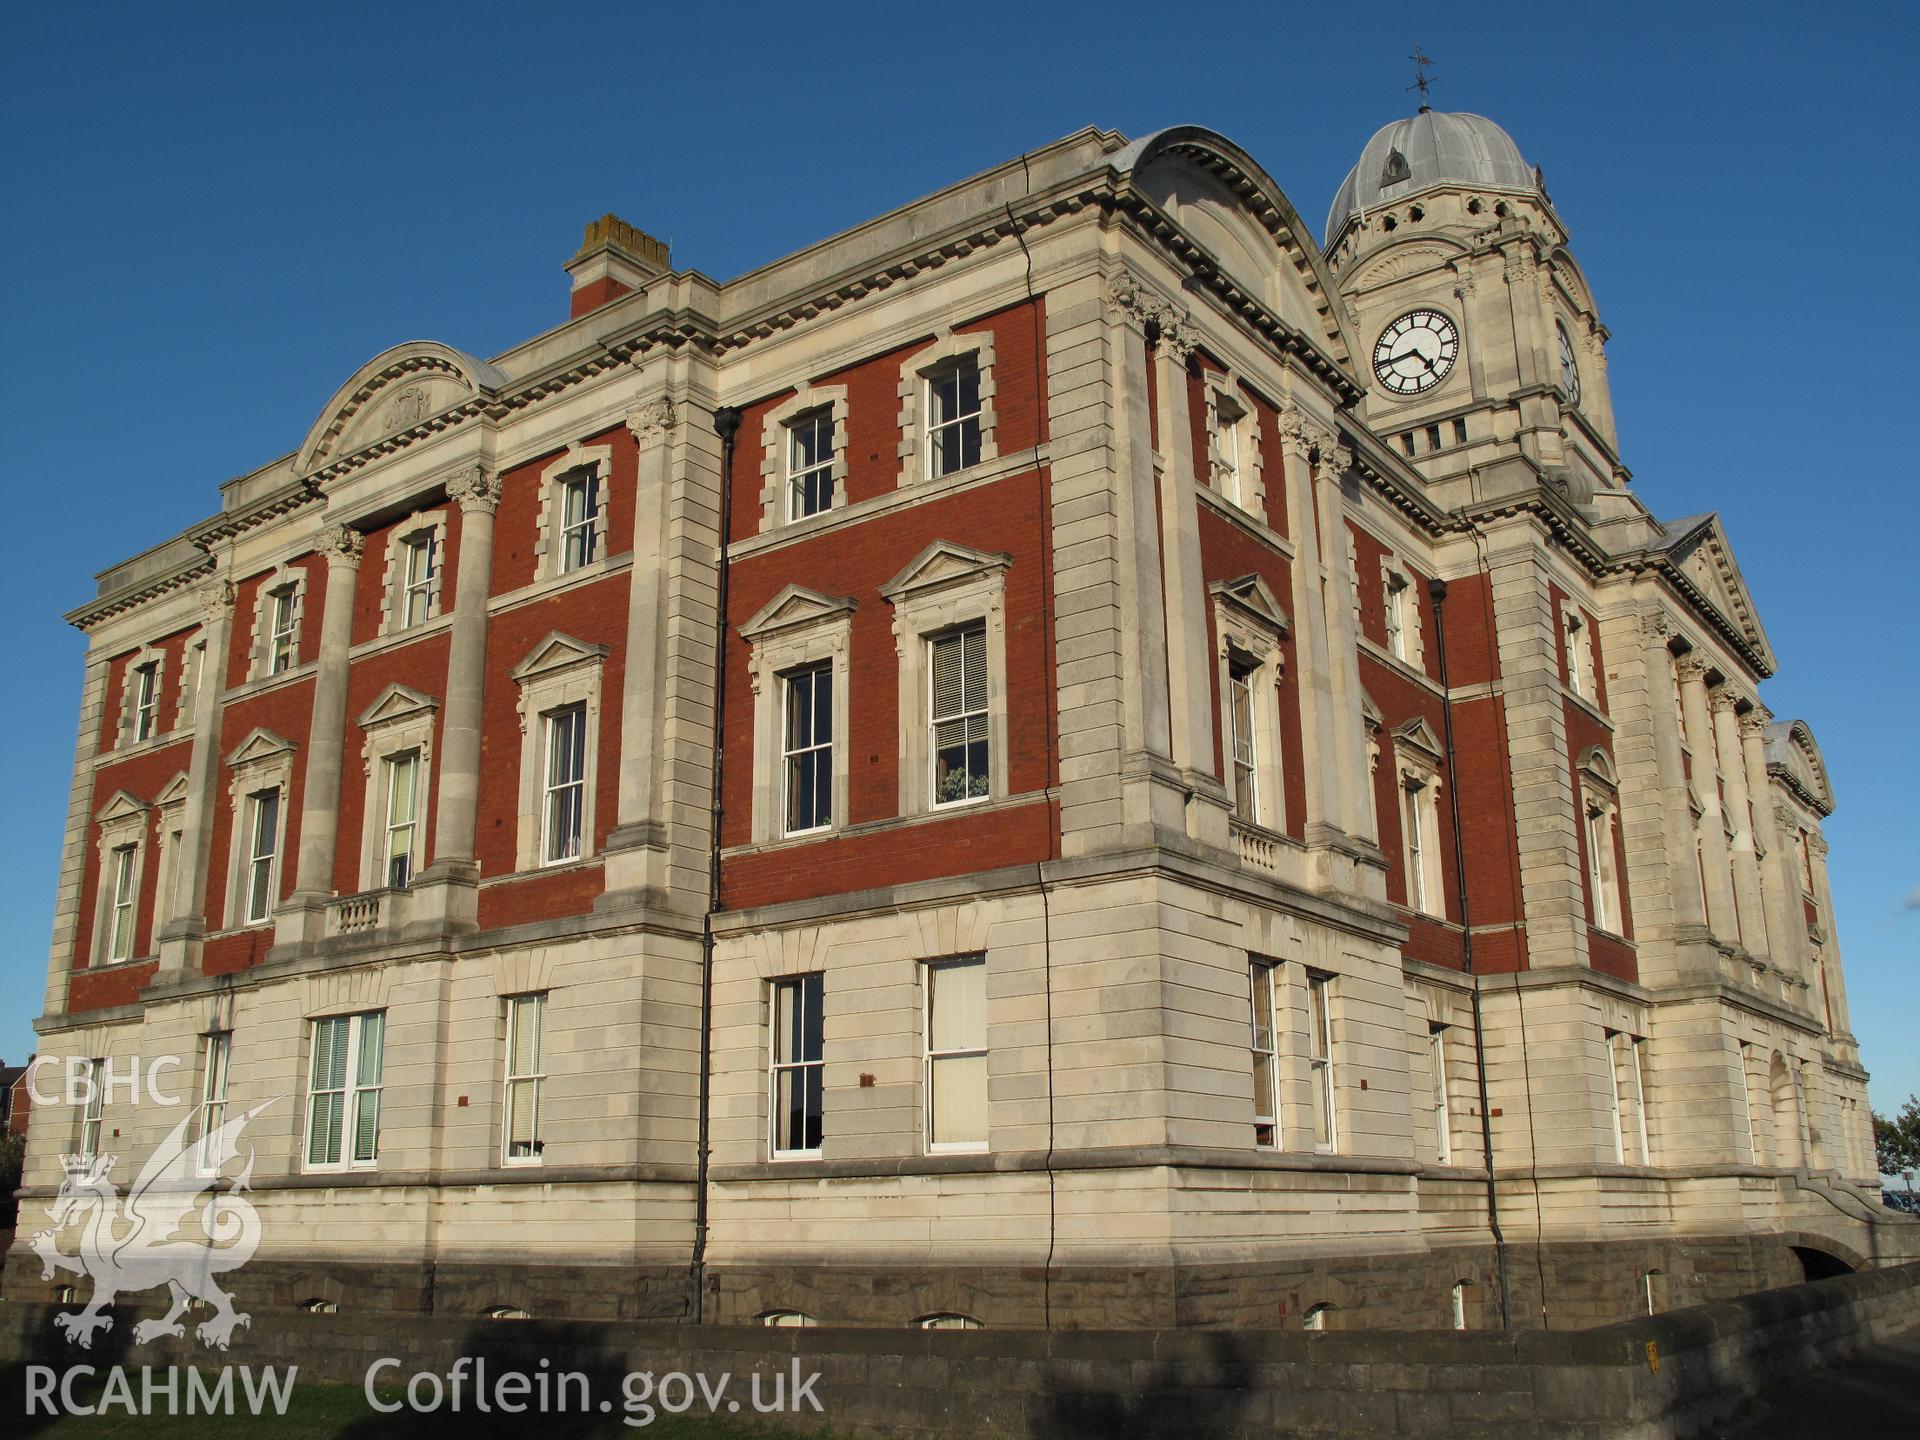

[1324,110,1626,521]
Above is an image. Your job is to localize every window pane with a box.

[352,1089,381,1163]
[929,961,985,1051]
[355,1013,384,1083]
[930,1053,987,1146]
[312,1018,348,1090]
[308,1092,343,1166]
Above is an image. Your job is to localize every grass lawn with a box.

[3,1364,834,1438]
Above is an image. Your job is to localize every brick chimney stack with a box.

[565,214,670,319]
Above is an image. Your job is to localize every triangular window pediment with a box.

[154,771,191,809]
[1360,687,1385,732]
[739,584,858,642]
[225,727,298,769]
[1209,573,1290,633]
[509,632,609,684]
[1393,716,1443,761]
[880,542,1012,604]
[95,789,150,825]
[357,683,440,731]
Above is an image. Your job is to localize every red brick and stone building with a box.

[17,112,1909,1330]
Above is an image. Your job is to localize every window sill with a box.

[352,612,454,661]
[109,728,194,760]
[478,856,604,888]
[487,552,630,616]
[226,661,318,704]
[1356,637,1441,693]
[1194,482,1294,561]
[1560,684,1611,726]
[722,789,1043,860]
[727,447,1050,562]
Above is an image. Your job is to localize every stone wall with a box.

[3,1261,1913,1438]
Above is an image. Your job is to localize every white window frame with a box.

[79,1058,104,1160]
[896,331,998,487]
[115,645,168,747]
[1451,1281,1472,1330]
[196,1031,231,1169]
[1227,654,1261,823]
[1210,576,1289,834]
[1606,1028,1649,1165]
[90,790,150,965]
[241,788,282,926]
[1395,720,1447,918]
[222,728,296,929]
[1564,606,1596,700]
[534,445,613,581]
[132,661,161,742]
[503,992,547,1166]
[1249,958,1280,1149]
[354,684,438,892]
[1736,1040,1761,1164]
[1430,1023,1453,1165]
[380,510,449,634]
[1379,557,1424,668]
[923,956,988,1153]
[756,385,850,531]
[927,622,992,809]
[151,772,188,936]
[107,844,139,962]
[303,1011,384,1173]
[1579,749,1624,934]
[739,587,854,845]
[541,704,589,866]
[1201,371,1268,514]
[769,973,825,1160]
[510,633,607,870]
[883,542,1012,819]
[780,661,835,836]
[1307,972,1337,1154]
[244,563,309,682]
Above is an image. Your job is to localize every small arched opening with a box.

[914,1313,982,1330]
[1303,1302,1337,1331]
[1450,1280,1475,1330]
[1791,1246,1854,1282]
[758,1310,815,1328]
[1643,1269,1668,1315]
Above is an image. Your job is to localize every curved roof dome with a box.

[1326,111,1536,245]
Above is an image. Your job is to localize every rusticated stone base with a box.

[0,1232,1842,1332]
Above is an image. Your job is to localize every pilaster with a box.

[412,463,501,933]
[281,523,364,942]
[1712,688,1769,961]
[1677,656,1737,946]
[155,577,236,976]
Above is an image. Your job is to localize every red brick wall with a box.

[719,465,1055,906]
[71,737,192,982]
[491,423,637,596]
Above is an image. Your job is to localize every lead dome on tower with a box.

[1325,110,1536,247]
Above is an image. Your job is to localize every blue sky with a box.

[2,3,1915,1112]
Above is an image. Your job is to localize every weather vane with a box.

[1407,46,1437,112]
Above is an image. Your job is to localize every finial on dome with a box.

[1407,45,1437,114]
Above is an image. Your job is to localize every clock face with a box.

[1373,310,1459,396]
[1557,321,1582,404]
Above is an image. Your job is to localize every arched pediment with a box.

[1549,248,1600,321]
[1348,237,1471,294]
[1765,719,1835,816]
[296,340,508,478]
[1113,127,1361,385]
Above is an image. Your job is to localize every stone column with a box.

[283,523,364,940]
[1313,438,1377,850]
[1741,708,1795,972]
[603,400,678,905]
[1712,689,1769,958]
[1277,408,1343,843]
[1642,615,1706,934]
[1676,656,1737,943]
[156,578,236,976]
[415,464,501,931]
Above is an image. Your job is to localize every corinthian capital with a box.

[316,523,365,566]
[1318,442,1354,477]
[1739,708,1772,739]
[1675,654,1708,685]
[1638,609,1670,643]
[1276,406,1329,460]
[446,463,504,514]
[626,396,677,446]
[1708,686,1739,715]
[197,579,237,623]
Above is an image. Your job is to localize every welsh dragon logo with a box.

[30,1101,272,1350]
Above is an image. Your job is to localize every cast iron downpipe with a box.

[1429,576,1513,1331]
[691,403,741,1324]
